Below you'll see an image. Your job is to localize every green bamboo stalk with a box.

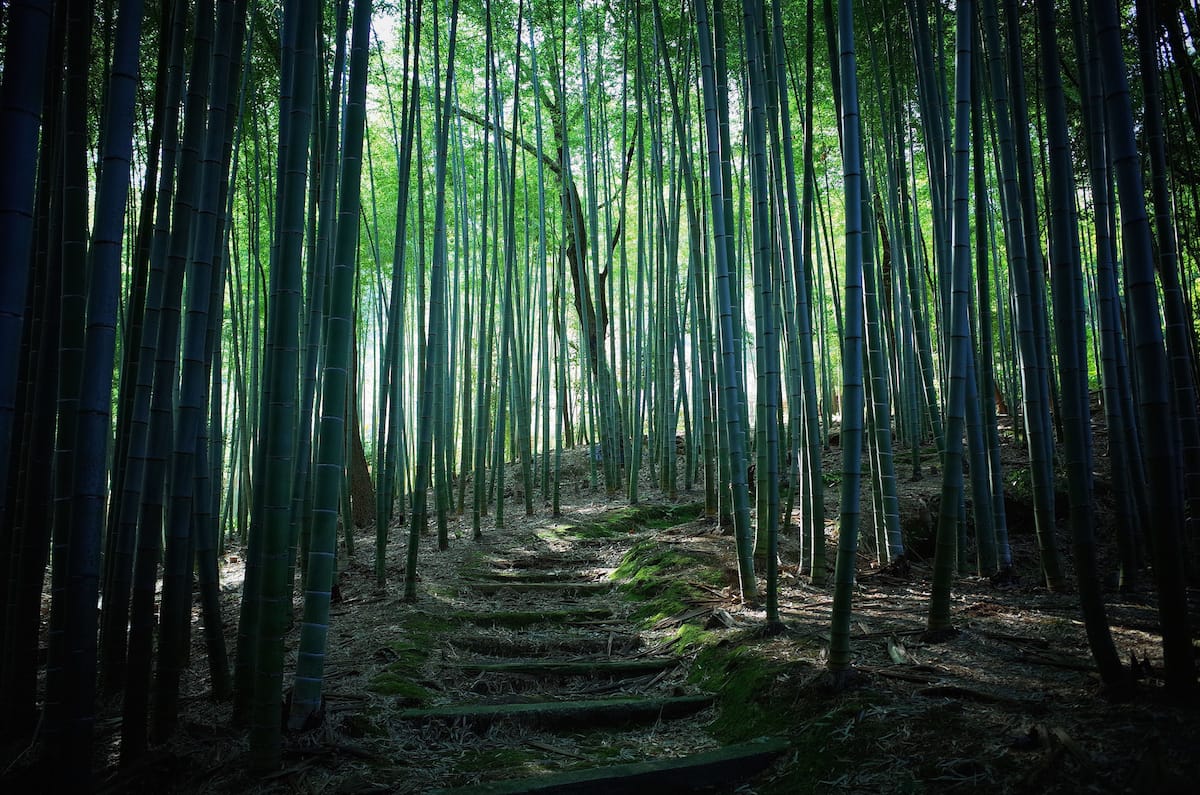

[0,0,52,543]
[695,0,756,602]
[1091,0,1196,695]
[829,0,869,677]
[249,0,318,770]
[123,0,206,757]
[407,0,459,598]
[1036,0,1123,686]
[154,0,238,743]
[926,0,975,635]
[60,0,143,775]
[980,0,1063,589]
[289,0,372,729]
[376,0,420,581]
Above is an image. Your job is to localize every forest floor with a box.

[78,431,1200,793]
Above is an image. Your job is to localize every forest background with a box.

[1,0,1198,788]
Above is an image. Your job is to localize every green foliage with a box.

[19,0,1200,773]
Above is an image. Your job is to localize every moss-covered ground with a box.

[611,536,724,623]
[545,501,707,540]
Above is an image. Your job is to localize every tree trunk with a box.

[349,340,375,528]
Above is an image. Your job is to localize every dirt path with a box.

[105,445,1199,794]
[333,503,779,793]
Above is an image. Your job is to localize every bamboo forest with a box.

[3,0,1200,790]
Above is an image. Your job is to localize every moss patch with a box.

[366,671,431,703]
[761,696,885,792]
[627,580,697,622]
[613,538,720,583]
[391,608,445,639]
[454,746,540,774]
[611,537,723,624]
[338,711,389,738]
[642,501,707,529]
[383,639,429,675]
[679,638,900,792]
[556,502,708,539]
[540,522,600,540]
[688,643,793,743]
[669,623,717,654]
[366,640,432,703]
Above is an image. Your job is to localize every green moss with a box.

[540,522,600,540]
[554,502,708,540]
[613,538,720,584]
[688,644,791,743]
[573,737,637,762]
[426,583,462,598]
[383,639,429,676]
[669,623,717,654]
[367,672,431,703]
[391,608,445,641]
[643,501,707,529]
[339,712,388,738]
[625,580,690,622]
[454,746,541,774]
[363,636,433,703]
[611,537,724,626]
[614,548,689,583]
[760,697,901,793]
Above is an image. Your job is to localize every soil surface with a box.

[16,438,1200,793]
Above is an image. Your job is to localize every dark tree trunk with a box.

[349,341,375,527]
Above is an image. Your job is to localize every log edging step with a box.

[447,658,677,677]
[463,581,613,595]
[430,735,789,794]
[398,694,712,730]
